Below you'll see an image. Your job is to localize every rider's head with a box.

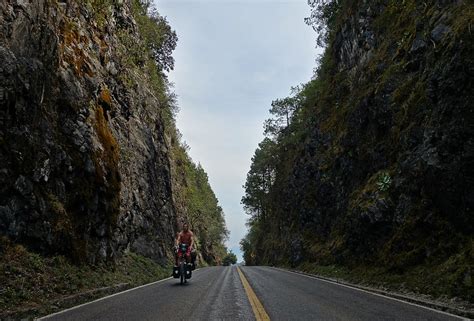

[183,222,189,232]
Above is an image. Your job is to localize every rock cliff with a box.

[0,0,226,265]
[242,0,473,300]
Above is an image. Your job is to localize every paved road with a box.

[39,266,466,321]
[241,267,464,321]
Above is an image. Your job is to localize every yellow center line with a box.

[237,267,271,321]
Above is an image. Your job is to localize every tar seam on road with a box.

[270,267,471,321]
[36,268,202,321]
[237,267,271,321]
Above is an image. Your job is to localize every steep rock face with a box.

[243,1,473,295]
[299,0,474,266]
[0,0,176,264]
[324,1,474,265]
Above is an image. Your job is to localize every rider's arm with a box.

[190,232,195,249]
[175,232,181,246]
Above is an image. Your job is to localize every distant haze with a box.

[156,0,320,261]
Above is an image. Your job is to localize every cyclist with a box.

[175,222,194,267]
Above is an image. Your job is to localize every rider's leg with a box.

[191,249,196,269]
[176,251,182,266]
[185,248,191,263]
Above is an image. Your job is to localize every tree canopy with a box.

[223,251,238,266]
[133,0,178,72]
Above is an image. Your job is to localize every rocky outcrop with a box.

[0,0,178,264]
[243,1,473,299]
[306,0,474,266]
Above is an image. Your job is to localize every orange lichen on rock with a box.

[99,87,113,108]
[94,106,119,175]
[59,18,95,77]
[93,106,121,227]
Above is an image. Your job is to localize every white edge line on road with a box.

[36,268,203,320]
[268,267,471,321]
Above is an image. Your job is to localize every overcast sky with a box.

[155,0,320,262]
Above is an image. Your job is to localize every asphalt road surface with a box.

[38,266,467,321]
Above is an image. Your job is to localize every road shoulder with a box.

[270,266,473,320]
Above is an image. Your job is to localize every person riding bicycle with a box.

[175,222,194,267]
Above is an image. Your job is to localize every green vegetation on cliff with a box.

[171,142,229,265]
[241,0,473,302]
[131,1,229,261]
[128,0,230,264]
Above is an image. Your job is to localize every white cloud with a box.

[156,0,318,262]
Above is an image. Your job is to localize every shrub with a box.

[377,172,392,192]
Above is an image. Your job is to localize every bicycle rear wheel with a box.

[180,262,185,285]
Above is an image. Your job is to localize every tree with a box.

[241,138,278,221]
[241,80,320,266]
[176,154,229,265]
[305,0,341,47]
[133,0,178,72]
[223,251,238,266]
[264,86,303,138]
